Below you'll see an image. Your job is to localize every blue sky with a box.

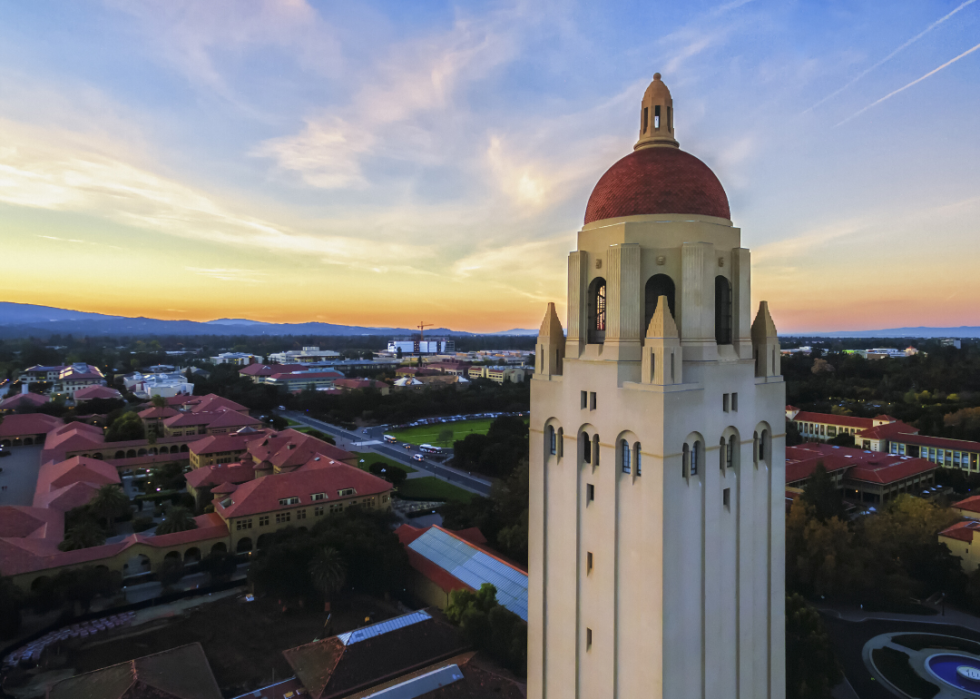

[1,0,978,332]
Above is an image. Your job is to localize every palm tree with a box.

[156,506,197,535]
[309,547,347,608]
[89,484,130,535]
[59,521,106,551]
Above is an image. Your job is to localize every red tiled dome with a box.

[584,147,730,224]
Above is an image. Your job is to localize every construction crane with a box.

[416,322,433,368]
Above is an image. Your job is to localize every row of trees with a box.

[452,415,529,479]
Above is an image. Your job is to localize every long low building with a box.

[786,442,936,505]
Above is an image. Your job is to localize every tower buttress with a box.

[536,302,566,377]
[642,295,682,385]
[751,300,781,378]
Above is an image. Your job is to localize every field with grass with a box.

[396,476,474,503]
[389,417,527,446]
[351,451,416,474]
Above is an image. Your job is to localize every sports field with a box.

[388,417,527,446]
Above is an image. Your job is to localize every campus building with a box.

[266,347,340,364]
[51,363,107,398]
[528,74,785,699]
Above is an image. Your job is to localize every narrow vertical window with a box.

[583,433,592,464]
[590,392,597,410]
[634,443,642,476]
[682,443,690,478]
[586,483,595,503]
[732,392,738,411]
[654,105,661,129]
[670,353,675,383]
[691,441,699,476]
[581,390,588,409]
[587,551,593,574]
[557,428,564,458]
[622,440,631,474]
[588,278,607,344]
[728,435,737,469]
[715,276,732,345]
[593,435,600,467]
[549,426,556,455]
[587,628,593,650]
[723,393,730,412]
[642,106,649,134]
[719,438,726,471]
[723,488,731,509]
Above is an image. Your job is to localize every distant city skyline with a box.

[1,0,979,333]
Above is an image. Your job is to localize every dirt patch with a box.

[65,594,403,696]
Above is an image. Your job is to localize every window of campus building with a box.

[338,488,355,497]
[311,493,326,501]
[278,496,300,506]
[275,512,291,524]
[259,516,269,527]
[634,443,642,476]
[621,440,630,474]
[549,426,556,455]
[297,509,307,520]
[314,506,324,516]
[330,503,343,513]
[236,519,252,531]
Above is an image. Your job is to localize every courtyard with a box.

[0,444,44,507]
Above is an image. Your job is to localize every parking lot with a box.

[0,444,44,507]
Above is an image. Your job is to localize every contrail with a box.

[805,0,977,114]
[837,41,980,125]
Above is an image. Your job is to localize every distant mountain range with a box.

[788,327,980,339]
[0,302,536,338]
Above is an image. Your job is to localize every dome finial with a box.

[635,72,679,150]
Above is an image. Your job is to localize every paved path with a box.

[818,600,980,635]
[0,444,44,507]
[284,412,493,497]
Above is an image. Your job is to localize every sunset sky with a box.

[1,0,979,334]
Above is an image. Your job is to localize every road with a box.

[283,411,493,497]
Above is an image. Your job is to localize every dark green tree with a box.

[786,594,842,699]
[105,411,145,441]
[156,506,197,534]
[59,520,106,551]
[0,576,24,638]
[800,462,845,522]
[309,547,347,605]
[89,484,130,534]
[199,551,238,583]
[158,558,185,589]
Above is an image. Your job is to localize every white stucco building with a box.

[528,74,786,699]
[124,372,193,398]
[267,347,340,364]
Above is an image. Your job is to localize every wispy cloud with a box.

[184,267,268,284]
[806,0,978,114]
[837,41,980,125]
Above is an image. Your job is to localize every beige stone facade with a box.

[528,75,785,699]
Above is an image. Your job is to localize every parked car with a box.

[413,454,425,462]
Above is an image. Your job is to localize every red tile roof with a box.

[185,461,256,489]
[791,411,876,430]
[893,433,980,454]
[35,456,119,499]
[0,413,63,438]
[953,495,980,514]
[246,429,355,471]
[188,395,248,414]
[215,462,391,519]
[0,506,62,539]
[139,512,228,548]
[188,432,266,456]
[0,393,50,410]
[940,519,980,543]
[74,385,123,401]
[36,482,101,512]
[584,146,730,224]
[138,406,180,420]
[268,371,343,381]
[785,443,935,486]
[857,421,917,440]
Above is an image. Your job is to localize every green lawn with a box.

[396,477,474,503]
[351,451,416,474]
[389,417,527,446]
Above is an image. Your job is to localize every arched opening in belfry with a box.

[644,274,675,332]
[715,275,732,345]
[588,278,607,344]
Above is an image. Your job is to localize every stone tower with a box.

[528,73,786,699]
